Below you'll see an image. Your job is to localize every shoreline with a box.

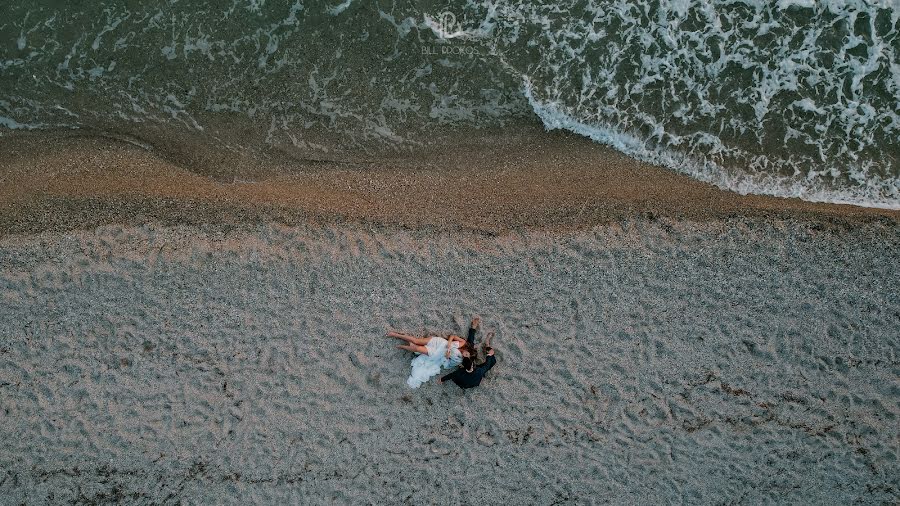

[1,128,897,238]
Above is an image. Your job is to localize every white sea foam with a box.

[777,0,816,10]
[328,0,355,16]
[489,0,900,209]
[0,116,28,130]
[523,81,900,210]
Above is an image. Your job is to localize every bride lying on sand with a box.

[387,331,473,388]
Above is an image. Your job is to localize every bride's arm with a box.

[445,335,462,358]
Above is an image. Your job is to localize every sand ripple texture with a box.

[0,221,898,504]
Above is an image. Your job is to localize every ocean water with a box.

[1,0,898,208]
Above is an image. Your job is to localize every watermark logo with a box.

[436,11,459,37]
[422,10,495,57]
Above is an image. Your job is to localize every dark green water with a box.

[1,1,898,207]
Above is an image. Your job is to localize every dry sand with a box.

[2,220,898,503]
[0,130,898,504]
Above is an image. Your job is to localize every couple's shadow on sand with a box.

[387,317,498,390]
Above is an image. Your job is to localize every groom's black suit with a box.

[440,355,497,389]
[440,326,496,389]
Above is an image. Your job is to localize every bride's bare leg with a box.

[397,344,428,354]
[387,332,430,346]
[387,331,421,341]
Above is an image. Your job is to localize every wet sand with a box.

[1,128,896,238]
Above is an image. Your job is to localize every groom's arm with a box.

[478,354,497,374]
[439,369,460,384]
[473,351,497,380]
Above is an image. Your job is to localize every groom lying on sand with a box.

[389,316,497,388]
[438,318,497,389]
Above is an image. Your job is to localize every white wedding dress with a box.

[406,337,462,388]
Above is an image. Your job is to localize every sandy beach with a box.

[3,0,899,501]
[1,129,898,503]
